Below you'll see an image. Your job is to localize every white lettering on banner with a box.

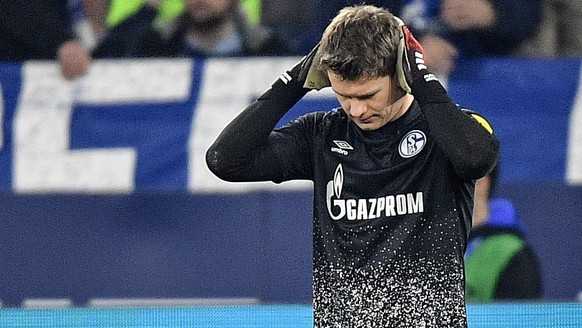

[188,57,327,193]
[567,66,582,186]
[14,60,192,193]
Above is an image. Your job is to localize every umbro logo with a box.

[331,140,353,155]
[333,140,353,150]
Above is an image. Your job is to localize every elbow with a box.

[206,147,226,180]
[205,146,242,182]
[206,146,229,181]
[458,138,500,180]
[469,151,499,180]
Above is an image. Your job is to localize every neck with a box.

[187,20,236,53]
[472,198,489,227]
[390,92,415,122]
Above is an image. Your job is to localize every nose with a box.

[349,99,367,118]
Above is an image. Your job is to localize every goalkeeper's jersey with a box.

[207,83,499,327]
[269,102,475,327]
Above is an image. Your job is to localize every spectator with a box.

[105,0,184,29]
[516,0,582,57]
[262,0,402,55]
[92,0,283,58]
[465,163,543,302]
[100,0,259,29]
[260,0,320,55]
[399,0,543,75]
[0,0,92,80]
[272,0,541,60]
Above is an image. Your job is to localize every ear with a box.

[394,16,412,94]
[302,46,331,90]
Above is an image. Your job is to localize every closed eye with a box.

[357,94,373,100]
[335,92,377,101]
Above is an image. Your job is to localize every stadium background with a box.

[0,57,581,325]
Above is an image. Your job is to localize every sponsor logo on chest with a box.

[325,164,424,221]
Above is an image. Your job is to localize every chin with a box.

[357,123,378,131]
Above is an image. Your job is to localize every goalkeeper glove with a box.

[302,43,331,90]
[263,43,324,107]
[394,16,439,94]
[274,43,327,91]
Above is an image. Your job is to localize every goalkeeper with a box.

[207,5,499,327]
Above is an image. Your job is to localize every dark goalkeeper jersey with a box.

[271,103,472,326]
[207,81,499,327]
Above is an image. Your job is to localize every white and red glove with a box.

[395,17,439,94]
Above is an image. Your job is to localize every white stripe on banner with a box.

[13,60,192,193]
[14,62,135,193]
[566,62,582,186]
[76,59,192,103]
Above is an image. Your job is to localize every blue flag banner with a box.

[1,57,581,193]
[447,57,582,184]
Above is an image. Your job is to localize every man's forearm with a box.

[401,22,499,180]
[206,79,307,182]
[207,45,320,182]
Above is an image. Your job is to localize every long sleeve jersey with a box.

[207,77,499,327]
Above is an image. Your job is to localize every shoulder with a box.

[276,109,345,137]
[459,107,494,134]
[296,108,345,125]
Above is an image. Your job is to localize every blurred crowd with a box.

[1,0,581,80]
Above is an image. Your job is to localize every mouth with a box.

[358,116,375,124]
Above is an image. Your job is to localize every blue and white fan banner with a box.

[1,57,581,193]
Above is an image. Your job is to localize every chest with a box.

[312,119,442,198]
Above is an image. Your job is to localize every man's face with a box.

[328,71,403,131]
[186,0,234,27]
